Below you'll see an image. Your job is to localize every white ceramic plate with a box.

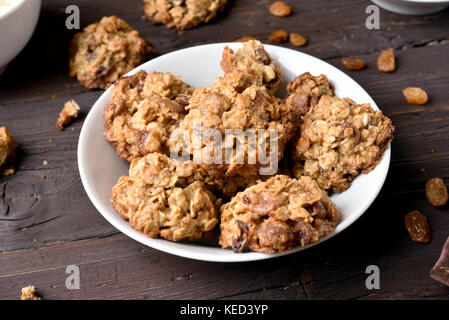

[78,43,391,263]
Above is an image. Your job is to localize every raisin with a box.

[136,131,150,154]
[402,87,428,105]
[232,220,249,253]
[404,210,431,244]
[426,177,448,207]
[341,57,366,71]
[254,47,270,64]
[377,48,395,72]
[289,33,307,47]
[235,36,257,42]
[85,52,96,62]
[269,1,292,17]
[174,94,190,107]
[269,30,288,43]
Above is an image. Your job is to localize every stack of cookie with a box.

[102,40,394,254]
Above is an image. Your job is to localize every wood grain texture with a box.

[0,0,449,300]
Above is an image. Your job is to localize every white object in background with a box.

[0,0,41,75]
[371,0,449,15]
[78,43,392,263]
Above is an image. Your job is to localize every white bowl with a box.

[78,43,391,262]
[0,0,41,74]
[371,0,449,15]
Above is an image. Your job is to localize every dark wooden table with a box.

[1,0,448,300]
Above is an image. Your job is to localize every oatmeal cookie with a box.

[221,40,283,94]
[219,175,341,253]
[144,0,227,30]
[171,77,297,182]
[69,16,155,89]
[0,127,18,176]
[111,152,221,241]
[104,70,194,162]
[292,95,394,193]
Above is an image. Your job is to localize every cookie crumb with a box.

[269,1,292,17]
[0,127,19,176]
[21,286,41,300]
[56,100,80,131]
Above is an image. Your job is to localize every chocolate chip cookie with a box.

[144,0,227,30]
[220,175,341,253]
[69,16,155,89]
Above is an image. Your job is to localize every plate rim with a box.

[77,42,391,263]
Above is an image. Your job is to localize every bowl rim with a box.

[0,0,27,20]
[78,42,391,262]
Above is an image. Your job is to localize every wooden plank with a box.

[0,222,448,300]
[0,0,448,104]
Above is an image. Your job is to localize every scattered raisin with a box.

[377,48,395,72]
[269,1,292,17]
[235,36,257,42]
[289,33,307,47]
[341,57,366,71]
[404,210,431,244]
[402,87,428,105]
[269,30,288,43]
[426,177,448,207]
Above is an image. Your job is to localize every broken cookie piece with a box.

[220,175,341,253]
[292,95,394,193]
[56,100,80,131]
[0,127,19,176]
[21,286,41,300]
[111,153,221,241]
[69,16,155,89]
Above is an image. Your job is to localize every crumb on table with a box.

[21,286,41,300]
[56,100,80,131]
